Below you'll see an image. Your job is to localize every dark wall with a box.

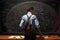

[0,0,59,35]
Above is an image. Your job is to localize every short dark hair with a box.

[27,7,34,11]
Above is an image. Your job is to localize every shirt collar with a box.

[27,12,32,17]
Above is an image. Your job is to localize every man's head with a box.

[27,7,34,13]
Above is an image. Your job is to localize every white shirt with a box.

[19,12,40,28]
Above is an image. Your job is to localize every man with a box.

[19,7,44,40]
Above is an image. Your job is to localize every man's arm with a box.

[19,15,27,27]
[34,16,44,36]
[19,19,24,27]
[19,15,25,27]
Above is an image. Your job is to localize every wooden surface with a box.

[0,35,60,40]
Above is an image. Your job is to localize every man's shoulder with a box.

[22,14,27,18]
[32,15,36,16]
[31,15,36,18]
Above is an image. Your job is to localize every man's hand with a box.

[38,28,44,36]
[37,28,44,40]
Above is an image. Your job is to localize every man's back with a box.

[19,12,40,28]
